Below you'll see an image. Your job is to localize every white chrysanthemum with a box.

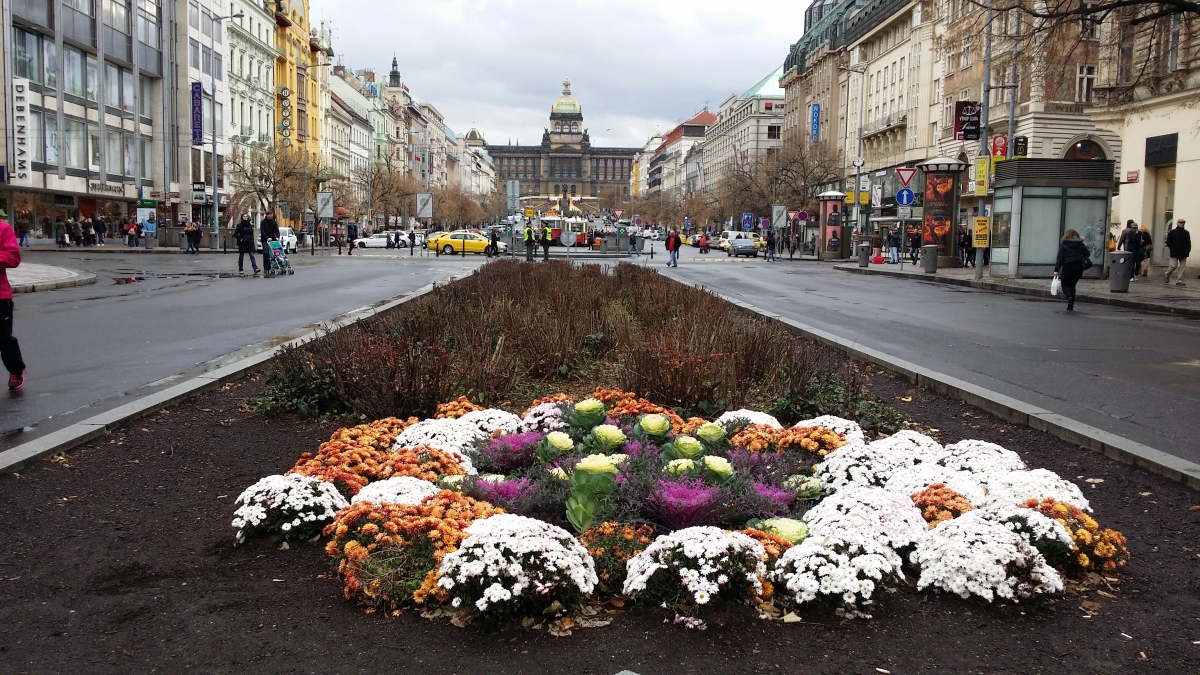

[231,474,348,544]
[458,408,523,436]
[880,430,944,462]
[793,415,866,445]
[714,409,782,429]
[933,439,1026,476]
[438,514,597,615]
[976,505,1075,551]
[773,530,902,610]
[802,486,928,551]
[521,402,570,434]
[350,476,441,505]
[980,469,1090,512]
[884,464,987,504]
[814,441,918,490]
[392,418,484,474]
[623,527,766,605]
[912,510,1064,602]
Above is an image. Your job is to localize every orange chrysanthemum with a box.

[911,484,975,528]
[1021,498,1129,576]
[435,396,483,419]
[381,445,467,483]
[521,393,573,418]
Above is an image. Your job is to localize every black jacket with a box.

[260,217,280,240]
[1165,226,1191,259]
[1117,226,1140,253]
[234,220,255,253]
[1055,238,1090,272]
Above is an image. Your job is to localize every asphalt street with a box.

[0,247,483,448]
[653,246,1200,465]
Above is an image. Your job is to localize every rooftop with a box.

[741,66,786,99]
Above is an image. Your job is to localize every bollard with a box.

[1108,251,1133,293]
[857,243,871,267]
[922,244,938,274]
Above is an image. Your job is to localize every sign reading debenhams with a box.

[89,182,126,196]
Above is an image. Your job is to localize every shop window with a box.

[105,63,121,108]
[13,28,41,82]
[65,47,85,97]
[44,116,59,166]
[89,124,101,171]
[65,119,87,169]
[43,40,58,90]
[86,55,98,101]
[1019,188,1064,265]
[29,111,43,163]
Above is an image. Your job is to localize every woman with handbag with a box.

[1053,229,1092,312]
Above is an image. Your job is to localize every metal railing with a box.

[862,111,907,136]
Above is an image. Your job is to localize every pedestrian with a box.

[909,230,921,265]
[82,218,95,247]
[1164,219,1190,286]
[233,214,260,276]
[68,218,82,247]
[408,230,415,256]
[628,230,640,256]
[1053,229,1091,312]
[958,229,972,267]
[54,219,67,247]
[665,228,681,267]
[1117,220,1141,282]
[788,233,798,260]
[489,228,499,258]
[765,230,776,262]
[541,222,553,262]
[0,217,25,390]
[133,220,142,247]
[523,222,536,261]
[1138,225,1153,277]
[887,229,901,264]
[260,211,279,261]
[95,216,107,246]
[16,217,31,248]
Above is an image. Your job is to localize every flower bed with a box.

[232,388,1128,629]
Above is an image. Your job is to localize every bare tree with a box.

[711,144,841,225]
[226,142,309,213]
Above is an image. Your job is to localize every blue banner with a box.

[191,82,204,146]
[811,103,820,142]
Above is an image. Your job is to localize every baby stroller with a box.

[264,240,294,277]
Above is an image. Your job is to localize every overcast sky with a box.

[309,0,808,149]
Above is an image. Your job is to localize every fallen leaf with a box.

[1085,478,1104,484]
[1096,590,1116,598]
[1140,652,1148,660]
[521,617,535,628]
[876,669,892,674]
[140,428,150,433]
[542,600,564,615]
[1189,506,1200,511]
[900,397,912,402]
[216,495,227,499]
[606,596,626,608]
[782,612,803,623]
[1080,600,1101,615]
[1139,492,1152,496]
[271,579,284,582]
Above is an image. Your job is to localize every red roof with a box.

[686,110,717,126]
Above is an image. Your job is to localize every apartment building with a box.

[701,67,785,192]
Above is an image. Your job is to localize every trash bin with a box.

[1108,251,1134,293]
[922,244,939,274]
[857,243,872,267]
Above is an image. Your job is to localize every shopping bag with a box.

[1050,277,1062,296]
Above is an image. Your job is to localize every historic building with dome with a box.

[485,79,639,213]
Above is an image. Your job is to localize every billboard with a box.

[953,101,981,141]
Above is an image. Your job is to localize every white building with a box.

[702,67,786,190]
[420,102,447,187]
[226,0,276,225]
[631,134,661,199]
[459,128,497,197]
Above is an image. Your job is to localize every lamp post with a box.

[209,11,244,239]
[839,63,868,239]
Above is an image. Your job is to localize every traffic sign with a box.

[760,217,771,230]
[684,216,692,229]
[974,217,990,248]
[772,204,787,229]
[617,227,627,236]
[796,211,808,221]
[871,185,882,207]
[634,217,643,227]
[524,207,535,219]
[612,209,625,220]
[787,210,800,222]
[741,213,754,230]
[416,192,434,219]
[897,206,912,220]
[991,135,1008,157]
[895,167,918,186]
[316,191,335,219]
[895,188,915,206]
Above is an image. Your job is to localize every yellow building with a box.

[269,1,321,163]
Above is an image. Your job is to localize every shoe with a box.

[1066,304,1074,312]
[239,270,245,276]
[8,372,23,390]
[1177,281,1186,286]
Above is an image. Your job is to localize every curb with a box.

[835,264,1200,319]
[0,271,470,474]
[11,271,97,293]
[705,290,1200,491]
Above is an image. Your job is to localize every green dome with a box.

[552,77,580,115]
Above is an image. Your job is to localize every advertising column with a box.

[923,172,954,255]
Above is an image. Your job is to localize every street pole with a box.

[210,12,243,245]
[840,63,868,246]
[975,0,993,281]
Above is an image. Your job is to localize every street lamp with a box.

[839,63,868,239]
[208,11,244,236]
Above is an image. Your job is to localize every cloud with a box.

[310,0,807,148]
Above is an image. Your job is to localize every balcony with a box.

[861,111,907,138]
[274,11,293,28]
[259,133,272,143]
[241,125,254,136]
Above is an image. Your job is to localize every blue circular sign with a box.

[896,188,915,206]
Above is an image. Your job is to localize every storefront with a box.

[3,187,134,239]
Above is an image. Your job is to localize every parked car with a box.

[427,231,507,255]
[644,229,662,241]
[728,236,759,258]
[354,233,392,248]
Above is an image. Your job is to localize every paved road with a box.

[1,248,484,447]
[653,246,1200,465]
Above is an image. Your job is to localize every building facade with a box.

[487,79,637,213]
[226,0,277,226]
[701,68,786,191]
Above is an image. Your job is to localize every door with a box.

[1151,165,1175,265]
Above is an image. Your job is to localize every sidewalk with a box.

[9,263,97,293]
[835,261,1200,317]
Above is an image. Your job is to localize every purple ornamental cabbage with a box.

[468,477,538,509]
[647,478,723,530]
[478,431,544,472]
[752,482,794,516]
[622,439,661,458]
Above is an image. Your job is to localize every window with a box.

[1117,22,1133,84]
[213,53,223,81]
[122,68,135,111]
[190,39,200,69]
[106,0,131,33]
[44,115,59,165]
[899,57,905,80]
[961,39,972,69]
[65,47,84,97]
[1080,3,1099,40]
[201,10,212,38]
[942,95,953,126]
[140,138,152,179]
[43,40,57,90]
[188,1,199,29]
[202,46,212,75]
[86,54,98,100]
[140,75,153,116]
[106,131,124,174]
[138,9,159,48]
[28,111,43,163]
[65,119,87,169]
[1076,65,1096,103]
[767,125,781,140]
[1167,15,1181,73]
[89,124,101,170]
[213,14,222,44]
[105,64,120,108]
[66,0,93,16]
[13,28,40,82]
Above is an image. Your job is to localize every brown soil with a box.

[1,375,1198,675]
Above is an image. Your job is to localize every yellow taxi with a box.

[426,231,506,255]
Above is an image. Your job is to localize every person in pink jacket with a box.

[0,219,25,389]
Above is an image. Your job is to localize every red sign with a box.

[612,209,625,220]
[1125,171,1140,183]
[787,210,800,222]
[895,167,918,187]
[991,135,1008,157]
[954,101,981,141]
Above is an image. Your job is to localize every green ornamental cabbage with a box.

[755,517,809,544]
[592,424,627,451]
[670,435,704,459]
[702,455,733,480]
[639,413,671,437]
[783,474,824,500]
[666,458,696,474]
[576,453,621,474]
[575,398,604,416]
[546,431,574,452]
[695,422,726,444]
